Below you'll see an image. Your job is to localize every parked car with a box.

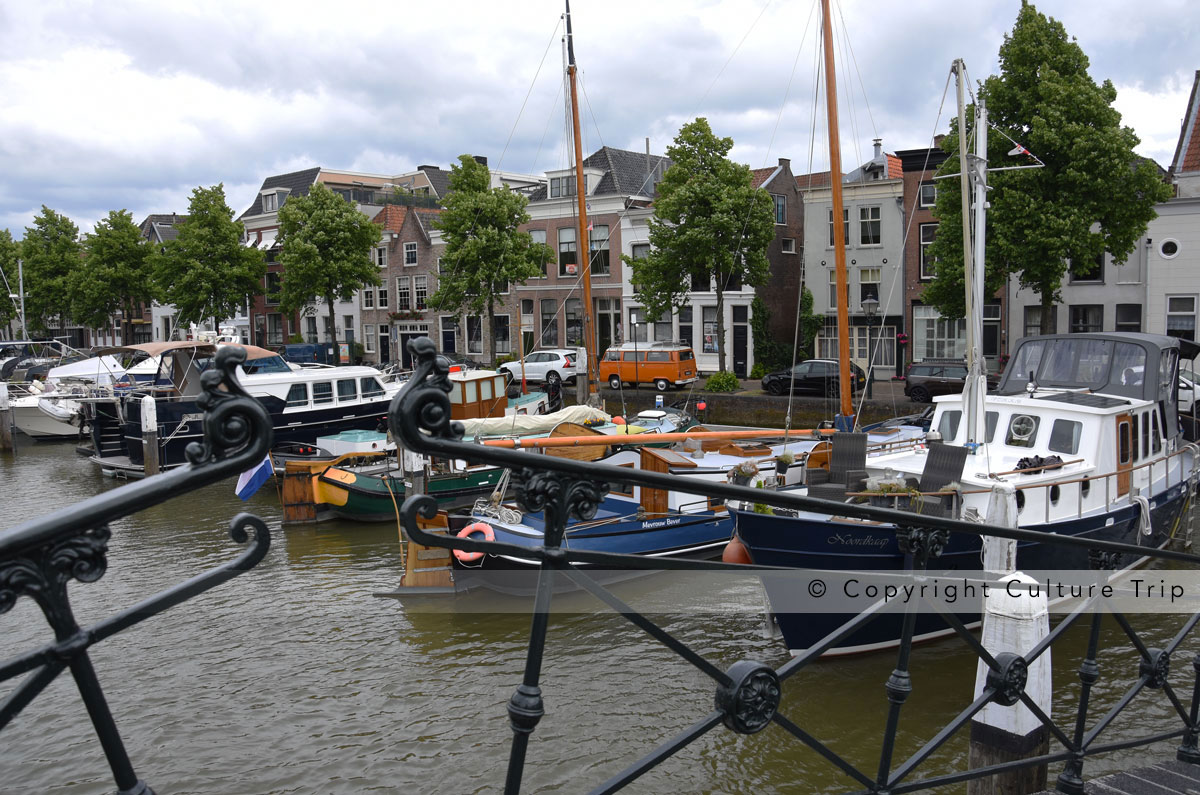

[497,349,578,385]
[598,342,698,391]
[760,359,866,396]
[278,343,335,365]
[1180,374,1196,415]
[903,359,999,402]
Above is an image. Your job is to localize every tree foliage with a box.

[277,182,381,342]
[70,210,155,332]
[625,118,775,372]
[430,155,551,363]
[923,3,1172,329]
[153,184,265,327]
[21,206,82,334]
[0,229,19,329]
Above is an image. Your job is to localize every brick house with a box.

[751,158,805,364]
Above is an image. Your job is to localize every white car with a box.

[1180,374,1196,415]
[498,350,578,385]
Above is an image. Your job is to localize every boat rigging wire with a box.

[689,0,773,118]
[496,16,563,173]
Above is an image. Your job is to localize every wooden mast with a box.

[565,0,597,396]
[820,0,853,422]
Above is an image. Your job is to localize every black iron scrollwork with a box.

[185,346,273,466]
[987,652,1029,707]
[389,337,461,449]
[0,525,110,624]
[715,661,780,734]
[1141,648,1171,689]
[514,468,608,547]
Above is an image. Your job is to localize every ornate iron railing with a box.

[0,347,273,795]
[390,338,1200,795]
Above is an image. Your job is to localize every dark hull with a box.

[734,482,1191,655]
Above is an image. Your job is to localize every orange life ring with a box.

[454,521,495,563]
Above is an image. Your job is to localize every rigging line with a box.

[530,73,566,176]
[833,12,864,174]
[690,0,773,118]
[496,16,563,173]
[834,0,879,140]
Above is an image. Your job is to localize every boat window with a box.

[985,411,999,443]
[1040,339,1110,386]
[360,377,384,399]
[450,382,462,404]
[1142,413,1150,459]
[1130,415,1140,461]
[285,383,308,408]
[612,463,635,497]
[1005,414,1040,448]
[1119,420,1131,465]
[313,382,333,405]
[1161,348,1179,392]
[1112,343,1146,391]
[937,410,961,441]
[243,355,292,374]
[1048,419,1081,455]
[480,377,493,401]
[1153,409,1162,453]
[646,351,670,362]
[1007,341,1046,386]
[337,379,357,401]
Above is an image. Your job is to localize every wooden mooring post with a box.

[968,482,1051,795]
[141,395,159,476]
[0,383,12,451]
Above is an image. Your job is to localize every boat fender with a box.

[454,522,495,563]
[721,534,753,565]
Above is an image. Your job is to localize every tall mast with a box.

[565,0,597,396]
[954,59,988,445]
[820,0,853,421]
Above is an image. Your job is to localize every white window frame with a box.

[919,223,937,280]
[773,194,786,225]
[859,267,880,305]
[828,269,839,310]
[859,205,881,246]
[827,207,849,248]
[404,242,417,266]
[374,246,387,268]
[262,193,277,212]
[918,183,936,208]
[362,288,374,309]
[782,238,796,254]
[1167,295,1197,340]
[363,324,375,353]
[396,276,411,311]
[529,230,548,278]
[414,275,428,310]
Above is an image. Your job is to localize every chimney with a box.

[778,157,790,170]
[873,138,882,159]
[473,155,488,167]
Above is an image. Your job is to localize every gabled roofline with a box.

[1171,70,1200,175]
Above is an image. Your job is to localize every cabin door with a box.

[1116,413,1132,497]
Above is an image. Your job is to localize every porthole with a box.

[1015,490,1026,513]
[1161,238,1180,259]
[1081,479,1091,498]
[1050,485,1060,505]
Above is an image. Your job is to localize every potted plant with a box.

[728,460,760,487]
[775,452,795,475]
[865,479,919,509]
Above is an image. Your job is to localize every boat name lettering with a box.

[827,533,889,548]
[641,517,682,530]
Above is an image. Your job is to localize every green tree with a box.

[430,155,551,363]
[21,207,81,335]
[70,210,155,337]
[624,118,775,372]
[153,184,266,327]
[276,182,381,343]
[923,3,1172,329]
[0,229,19,331]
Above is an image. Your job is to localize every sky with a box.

[1,0,1197,240]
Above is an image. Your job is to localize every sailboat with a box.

[731,54,1200,655]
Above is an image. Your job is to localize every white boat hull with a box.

[11,399,79,439]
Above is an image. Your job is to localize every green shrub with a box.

[750,362,767,380]
[496,355,516,366]
[287,333,305,344]
[704,371,740,392]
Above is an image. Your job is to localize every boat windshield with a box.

[194,354,292,374]
[1009,338,1147,391]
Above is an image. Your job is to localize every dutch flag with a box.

[235,455,273,501]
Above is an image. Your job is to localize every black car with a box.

[903,359,999,402]
[760,359,867,396]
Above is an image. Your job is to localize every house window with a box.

[265,272,281,306]
[919,224,937,280]
[550,175,576,198]
[1161,239,1181,259]
[374,246,387,268]
[691,272,710,291]
[466,316,482,354]
[343,315,353,340]
[414,275,427,310]
[1069,305,1103,334]
[565,299,583,346]
[540,298,558,346]
[494,315,511,355]
[678,306,693,347]
[377,284,388,309]
[1167,295,1197,341]
[267,313,284,346]
[859,206,881,246]
[440,316,458,353]
[918,183,936,208]
[1069,253,1104,283]
[530,230,548,277]
[629,307,648,342]
[723,270,742,292]
[363,324,375,353]
[1116,304,1142,334]
[404,242,417,266]
[859,267,880,304]
[828,270,840,310]
[773,194,786,224]
[437,257,444,273]
[631,243,650,260]
[702,306,719,354]
[654,311,672,342]
[782,238,796,254]
[362,288,374,309]
[589,224,610,275]
[1024,306,1056,337]
[828,208,849,247]
[305,316,318,343]
[913,305,966,359]
[558,227,577,276]
[262,193,277,212]
[396,276,411,311]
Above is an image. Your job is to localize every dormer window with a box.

[262,193,277,212]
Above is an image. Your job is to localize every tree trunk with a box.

[327,296,337,356]
[1040,296,1054,335]
[715,275,727,373]
[484,300,496,367]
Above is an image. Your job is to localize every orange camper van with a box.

[599,342,698,392]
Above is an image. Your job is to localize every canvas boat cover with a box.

[460,405,611,438]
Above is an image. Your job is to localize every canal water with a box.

[3,441,1198,793]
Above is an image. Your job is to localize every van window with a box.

[603,349,620,361]
[646,351,670,362]
[285,383,308,408]
[337,379,357,401]
[622,351,646,361]
[679,350,694,361]
[360,377,384,399]
[313,382,333,405]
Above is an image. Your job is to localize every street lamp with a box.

[632,321,644,390]
[861,296,879,400]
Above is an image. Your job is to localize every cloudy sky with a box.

[1,0,1196,239]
